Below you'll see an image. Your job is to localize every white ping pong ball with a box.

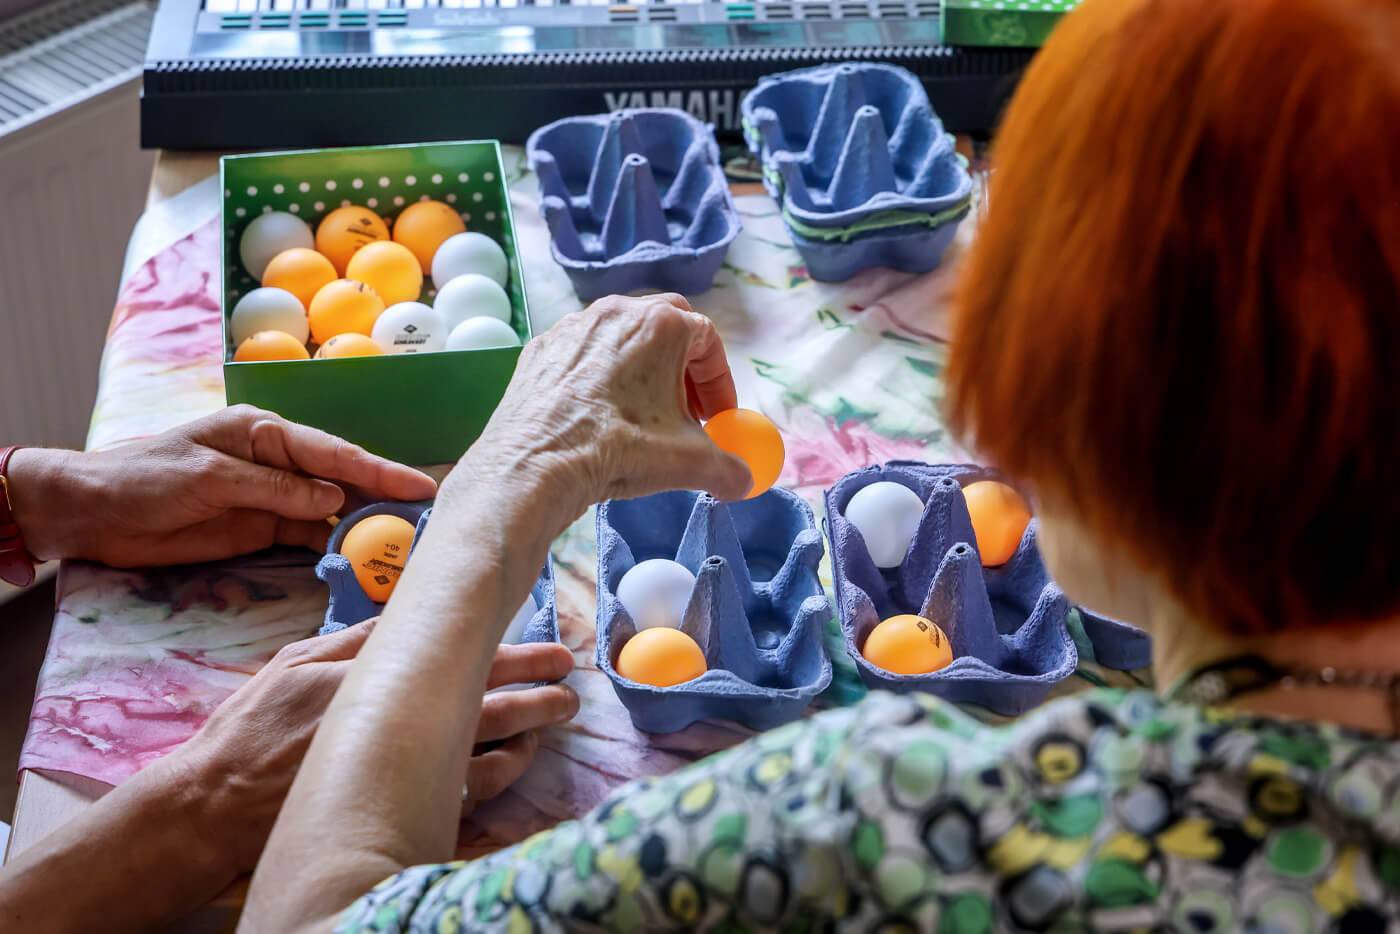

[616,559,696,630]
[501,593,539,646]
[371,301,445,354]
[431,232,508,289]
[843,481,927,569]
[229,287,309,346]
[445,316,520,352]
[433,273,512,331]
[239,211,314,280]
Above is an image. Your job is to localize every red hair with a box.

[946,0,1400,633]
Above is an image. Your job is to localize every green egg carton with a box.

[940,0,1080,48]
[220,141,529,466]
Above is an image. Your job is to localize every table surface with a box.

[6,139,1137,928]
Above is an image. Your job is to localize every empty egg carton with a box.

[596,489,832,734]
[317,502,559,646]
[741,63,974,282]
[826,462,1149,715]
[527,109,742,301]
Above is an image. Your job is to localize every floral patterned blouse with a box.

[337,688,1400,932]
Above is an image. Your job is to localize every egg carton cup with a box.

[786,214,964,284]
[825,462,1150,715]
[317,502,559,647]
[527,109,742,301]
[596,489,832,734]
[741,63,973,281]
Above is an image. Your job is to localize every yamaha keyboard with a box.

[142,0,1038,149]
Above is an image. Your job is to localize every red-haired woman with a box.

[243,0,1400,929]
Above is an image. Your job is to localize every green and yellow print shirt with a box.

[337,689,1400,932]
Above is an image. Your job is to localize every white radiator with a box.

[0,0,154,449]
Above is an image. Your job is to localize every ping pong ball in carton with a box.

[702,409,785,499]
[340,513,416,603]
[445,316,519,352]
[308,279,386,344]
[392,200,467,272]
[372,301,446,354]
[262,248,338,311]
[501,593,538,646]
[843,481,926,569]
[229,287,309,346]
[315,333,383,359]
[433,273,512,331]
[617,559,695,630]
[863,614,953,675]
[617,627,708,687]
[961,480,1031,567]
[432,231,508,289]
[346,240,424,307]
[316,205,390,275]
[233,330,310,362]
[240,211,314,280]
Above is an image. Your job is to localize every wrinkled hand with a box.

[10,405,436,566]
[177,624,577,876]
[452,294,752,522]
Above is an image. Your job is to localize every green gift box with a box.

[220,141,529,466]
[940,0,1079,48]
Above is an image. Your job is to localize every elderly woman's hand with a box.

[446,293,753,523]
[7,405,436,567]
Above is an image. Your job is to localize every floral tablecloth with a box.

[18,146,1137,857]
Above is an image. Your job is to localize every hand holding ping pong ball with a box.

[616,559,695,630]
[239,211,314,280]
[346,240,424,306]
[617,627,707,687]
[431,231,508,289]
[229,287,309,346]
[262,247,337,310]
[316,205,391,275]
[372,301,445,354]
[233,330,310,362]
[340,513,416,602]
[315,333,383,358]
[392,200,467,272]
[843,481,926,569]
[702,409,784,499]
[308,279,386,344]
[863,614,953,675]
[961,480,1032,567]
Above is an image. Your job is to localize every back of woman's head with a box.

[947,0,1400,633]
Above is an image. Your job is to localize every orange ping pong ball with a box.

[233,330,311,362]
[702,408,784,499]
[315,333,383,359]
[308,279,386,344]
[961,480,1032,567]
[863,615,953,675]
[392,200,467,271]
[316,205,390,275]
[617,627,708,687]
[340,513,416,602]
[346,240,424,306]
[262,247,338,311]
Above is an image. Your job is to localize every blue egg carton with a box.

[527,109,742,301]
[596,489,832,734]
[317,502,559,646]
[825,462,1150,715]
[741,63,973,281]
